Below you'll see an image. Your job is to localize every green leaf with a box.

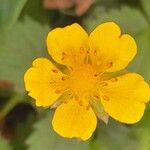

[0,136,12,150]
[90,120,138,150]
[21,0,50,25]
[11,114,36,150]
[26,111,89,150]
[141,0,150,21]
[94,0,120,8]
[133,105,150,150]
[0,16,49,93]
[0,0,28,29]
[128,26,150,82]
[83,6,149,35]
[136,127,150,150]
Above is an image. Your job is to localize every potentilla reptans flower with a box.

[24,22,150,140]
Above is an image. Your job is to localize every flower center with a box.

[68,64,98,97]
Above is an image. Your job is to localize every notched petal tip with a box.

[46,23,88,67]
[24,58,65,107]
[100,73,150,124]
[52,98,97,140]
[90,22,121,36]
[89,22,137,72]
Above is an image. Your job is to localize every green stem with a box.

[0,94,22,120]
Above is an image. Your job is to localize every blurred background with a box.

[0,0,150,150]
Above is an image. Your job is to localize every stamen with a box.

[52,69,58,73]
[80,47,85,54]
[63,100,68,104]
[94,73,99,77]
[84,55,90,64]
[49,81,56,84]
[79,100,83,106]
[61,52,67,61]
[107,62,113,68]
[111,77,118,82]
[55,89,61,94]
[94,95,99,99]
[103,95,109,101]
[62,52,66,56]
[86,105,90,110]
[94,50,97,55]
[101,82,108,87]
[75,96,79,101]
[69,66,73,71]
[61,76,66,81]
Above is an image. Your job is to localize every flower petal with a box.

[24,58,67,107]
[47,23,88,68]
[100,73,150,124]
[52,98,97,140]
[89,22,137,72]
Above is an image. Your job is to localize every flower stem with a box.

[0,94,23,120]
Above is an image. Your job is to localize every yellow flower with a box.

[24,22,150,140]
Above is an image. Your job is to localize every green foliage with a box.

[11,114,36,150]
[141,0,150,21]
[27,111,150,150]
[0,16,49,92]
[83,6,149,35]
[128,27,150,82]
[90,120,138,150]
[0,0,28,29]
[131,105,150,150]
[0,136,12,150]
[26,111,89,150]
[21,0,50,24]
[136,127,150,150]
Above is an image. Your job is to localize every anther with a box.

[94,73,99,77]
[87,50,90,54]
[103,95,109,101]
[52,69,58,73]
[62,52,66,56]
[101,82,108,87]
[61,52,67,61]
[49,81,56,84]
[80,47,85,54]
[94,95,99,99]
[79,100,83,106]
[86,105,90,110]
[94,50,97,55]
[61,76,66,81]
[61,57,65,61]
[118,34,122,38]
[111,77,118,82]
[55,89,61,94]
[107,62,113,68]
[63,100,68,104]
[69,66,73,71]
